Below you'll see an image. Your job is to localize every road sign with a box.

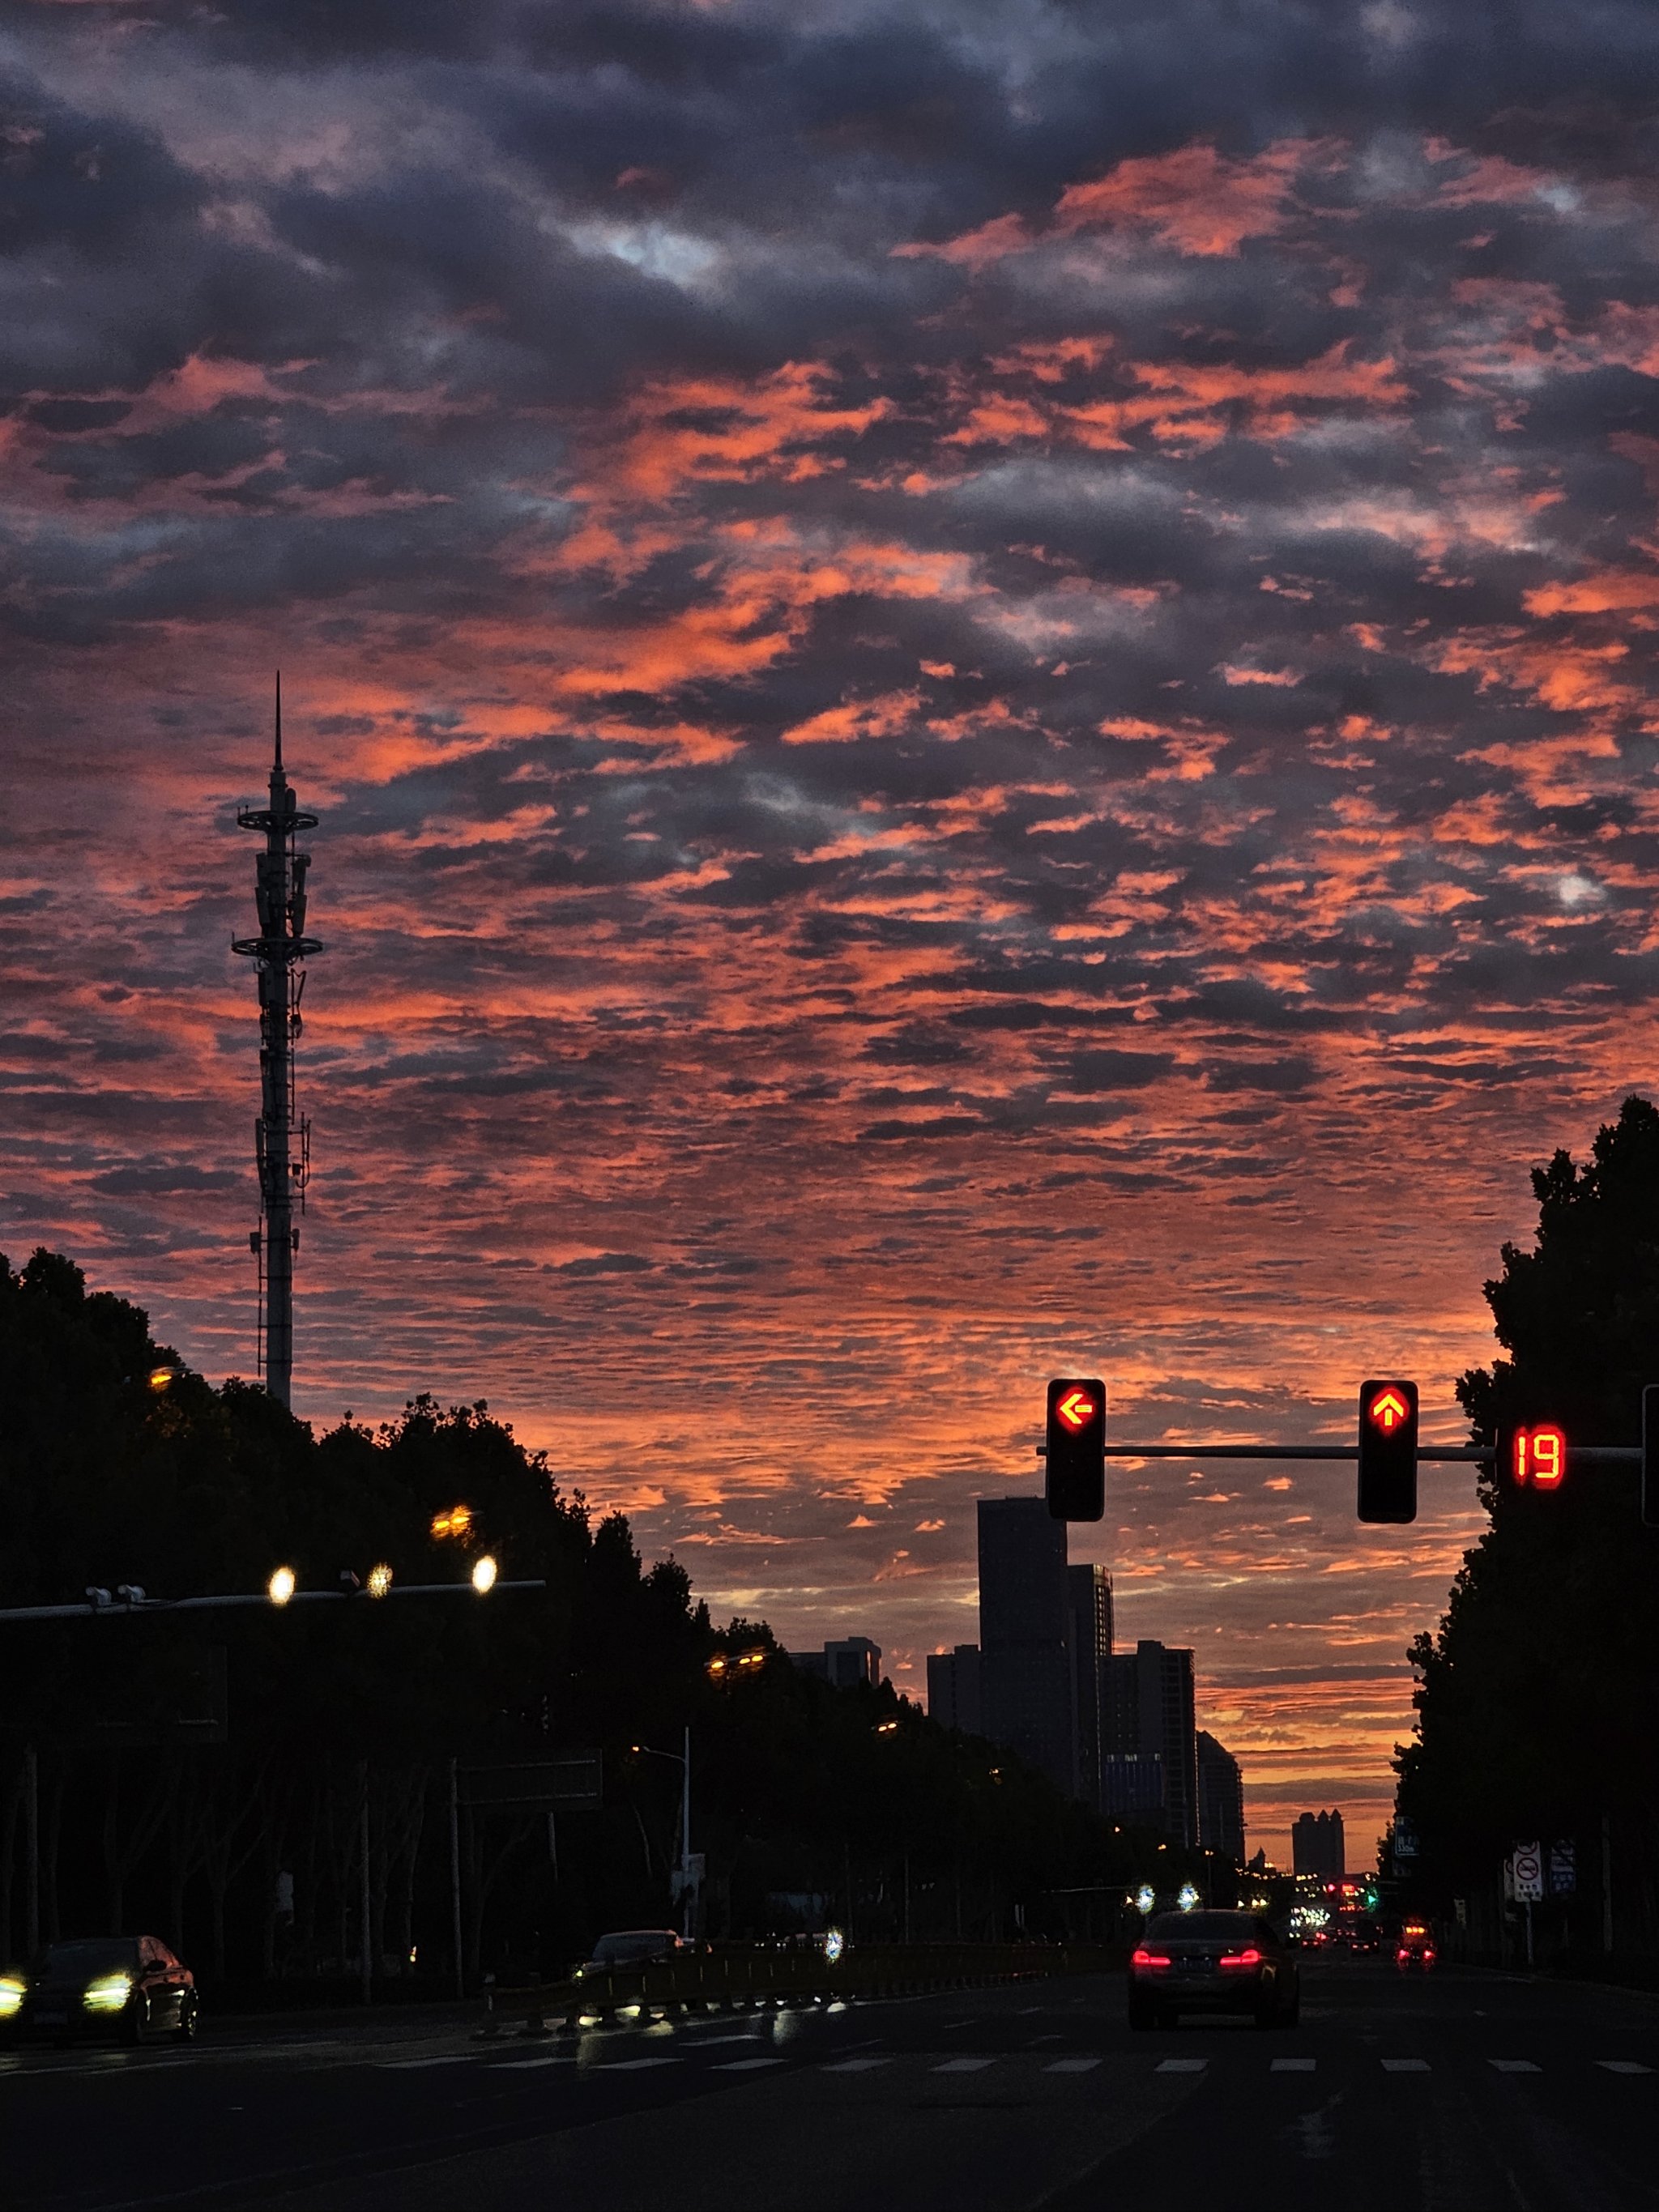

[1505,1423,1567,1490]
[462,1754,602,1810]
[1045,1377,1106,1522]
[1358,1379,1418,1523]
[1548,1840,1576,1897]
[1512,1842,1543,1903]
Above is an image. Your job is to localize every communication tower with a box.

[232,678,322,1407]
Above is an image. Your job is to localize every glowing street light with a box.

[366,1562,393,1599]
[267,1566,296,1606]
[431,1504,473,1541]
[147,1365,181,1393]
[471,1554,498,1595]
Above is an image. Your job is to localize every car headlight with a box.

[83,1974,134,2012]
[0,1980,23,2018]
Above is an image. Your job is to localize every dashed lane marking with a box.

[1597,2061,1653,2075]
[933,2056,996,2073]
[821,2057,891,2073]
[1271,2058,1316,2073]
[596,2056,680,2071]
[491,2056,575,2070]
[1154,2058,1206,2074]
[1381,2059,1431,2073]
[1043,2057,1100,2073]
[714,2057,783,2072]
[1488,2060,1541,2073]
[380,2056,473,2069]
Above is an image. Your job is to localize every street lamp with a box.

[471,1554,497,1595]
[631,1731,695,1938]
[268,1566,296,1606]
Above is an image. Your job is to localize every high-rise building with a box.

[1102,1640,1198,1846]
[789,1636,882,1689]
[976,1498,1074,1793]
[926,1644,983,1734]
[1292,1809,1346,1878]
[1066,1563,1112,1810]
[1196,1731,1246,1862]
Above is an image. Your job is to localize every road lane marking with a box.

[492,2056,574,2069]
[1488,2060,1541,2073]
[691,2034,765,2047]
[933,2056,996,2073]
[714,2057,783,2071]
[1598,2061,1653,2074]
[1044,2057,1100,2073]
[597,2056,680,2071]
[380,2056,472,2069]
[822,2057,891,2072]
[1381,2059,1430,2073]
[1154,2058,1206,2074]
[1271,2057,1316,2072]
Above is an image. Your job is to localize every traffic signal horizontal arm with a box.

[1037,1443,1640,1464]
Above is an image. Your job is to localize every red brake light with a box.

[1131,1949,1171,1969]
[1218,1948,1261,1968]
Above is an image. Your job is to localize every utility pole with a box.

[232,676,322,1409]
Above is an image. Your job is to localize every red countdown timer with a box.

[1511,1424,1567,1489]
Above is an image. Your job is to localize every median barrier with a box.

[476,1941,1117,2039]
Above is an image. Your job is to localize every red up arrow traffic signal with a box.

[1367,1387,1410,1434]
[1358,1378,1418,1523]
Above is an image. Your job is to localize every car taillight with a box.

[1397,1948,1409,1959]
[1131,1949,1171,1969]
[1218,1948,1261,1968]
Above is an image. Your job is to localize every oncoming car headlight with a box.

[83,1973,133,2013]
[0,1979,23,2018]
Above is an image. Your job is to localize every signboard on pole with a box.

[461,1753,602,1810]
[1547,1839,1576,1896]
[1512,1841,1543,1903]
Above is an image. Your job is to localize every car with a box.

[1128,1910,1299,2031]
[1396,1921,1436,1969]
[0,1937,198,2045]
[577,1929,685,1976]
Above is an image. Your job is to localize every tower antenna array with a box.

[232,676,322,1407]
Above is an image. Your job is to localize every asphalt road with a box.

[5,1958,1657,2212]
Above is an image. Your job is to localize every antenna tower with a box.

[232,677,322,1408]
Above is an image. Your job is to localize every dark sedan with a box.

[0,1937,198,2045]
[1128,1910,1299,2030]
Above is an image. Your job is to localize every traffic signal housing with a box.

[1358,1379,1418,1524]
[1046,1378,1106,1522]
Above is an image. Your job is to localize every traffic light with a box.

[1357,1379,1418,1524]
[1644,1387,1659,1528]
[1046,1378,1106,1521]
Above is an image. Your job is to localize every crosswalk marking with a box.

[1489,2059,1541,2073]
[714,2057,783,2071]
[1597,2060,1653,2075]
[1155,2058,1207,2074]
[1271,2057,1316,2073]
[1381,2059,1431,2073]
[822,2057,891,2072]
[597,2056,679,2071]
[1043,2057,1100,2073]
[933,2056,996,2073]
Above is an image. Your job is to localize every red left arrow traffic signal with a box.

[1046,1377,1106,1522]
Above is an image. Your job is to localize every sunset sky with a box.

[5,1,1658,1860]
